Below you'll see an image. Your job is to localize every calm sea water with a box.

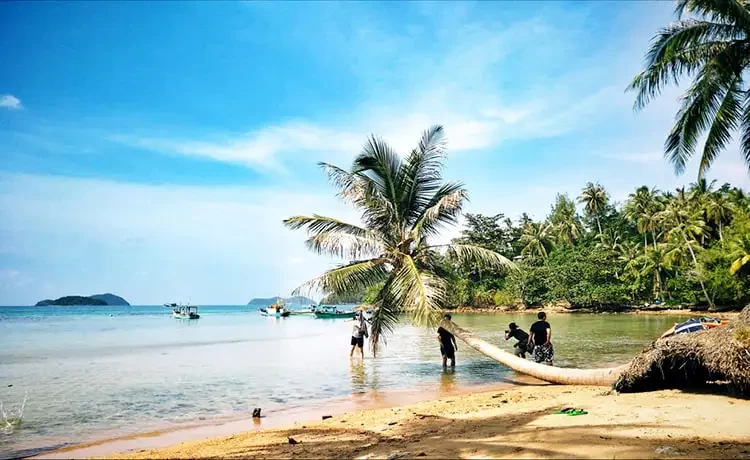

[0,305,689,458]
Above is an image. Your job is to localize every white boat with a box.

[259,299,290,318]
[166,303,200,319]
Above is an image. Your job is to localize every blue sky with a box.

[1,1,748,305]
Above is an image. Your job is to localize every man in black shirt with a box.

[504,322,530,358]
[528,311,554,365]
[437,314,458,368]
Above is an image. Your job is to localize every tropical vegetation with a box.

[443,179,750,311]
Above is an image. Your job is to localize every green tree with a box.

[628,0,750,178]
[639,244,670,300]
[578,182,609,235]
[519,222,554,260]
[658,191,714,307]
[624,186,661,254]
[706,191,735,242]
[548,194,583,245]
[284,126,513,354]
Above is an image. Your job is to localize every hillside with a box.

[35,296,108,306]
[90,293,130,306]
[247,296,316,306]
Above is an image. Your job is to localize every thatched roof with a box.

[615,304,750,396]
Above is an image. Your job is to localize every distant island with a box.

[35,293,130,306]
[247,296,316,306]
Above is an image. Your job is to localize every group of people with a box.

[349,310,555,368]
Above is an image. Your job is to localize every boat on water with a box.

[313,305,355,319]
[660,316,728,338]
[166,303,200,319]
[289,306,317,315]
[259,299,291,318]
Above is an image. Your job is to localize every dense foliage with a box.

[446,180,750,311]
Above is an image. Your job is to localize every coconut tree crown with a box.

[629,0,750,177]
[284,125,513,354]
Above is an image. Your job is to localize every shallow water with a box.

[0,305,689,458]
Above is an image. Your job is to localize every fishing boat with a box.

[259,298,290,318]
[313,305,354,319]
[660,316,728,339]
[167,304,200,319]
[289,306,317,315]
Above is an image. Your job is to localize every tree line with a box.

[441,180,750,311]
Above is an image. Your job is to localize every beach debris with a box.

[288,437,299,445]
[387,421,398,426]
[501,399,508,403]
[417,453,426,457]
[655,446,683,455]
[386,452,408,460]
[252,408,262,418]
[322,415,332,420]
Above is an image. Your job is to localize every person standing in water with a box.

[437,314,458,368]
[349,311,368,360]
[528,311,553,365]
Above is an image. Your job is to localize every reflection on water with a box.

[0,305,691,459]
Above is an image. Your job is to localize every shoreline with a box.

[34,379,534,459]
[101,385,750,459]
[453,306,742,318]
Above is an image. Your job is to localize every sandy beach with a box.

[106,385,750,459]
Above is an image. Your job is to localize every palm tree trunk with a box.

[644,233,648,256]
[596,216,602,236]
[719,221,723,243]
[652,231,657,249]
[442,321,627,386]
[681,230,714,309]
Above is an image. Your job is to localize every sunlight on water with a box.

[1,393,27,435]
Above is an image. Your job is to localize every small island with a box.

[35,293,130,306]
[36,296,107,306]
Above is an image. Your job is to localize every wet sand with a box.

[105,385,750,459]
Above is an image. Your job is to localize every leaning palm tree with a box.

[628,0,750,178]
[519,222,554,260]
[284,126,513,354]
[578,182,609,235]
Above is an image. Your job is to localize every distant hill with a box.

[36,296,107,306]
[247,296,317,306]
[90,293,130,306]
[35,293,130,306]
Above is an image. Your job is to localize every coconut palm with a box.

[284,126,513,354]
[658,191,714,308]
[549,194,583,244]
[625,186,662,254]
[728,231,750,274]
[706,192,735,241]
[578,182,609,235]
[519,222,554,260]
[629,0,750,178]
[639,244,670,300]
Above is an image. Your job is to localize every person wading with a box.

[437,314,458,368]
[528,311,554,366]
[349,311,368,360]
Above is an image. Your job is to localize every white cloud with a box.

[0,94,23,110]
[0,173,364,305]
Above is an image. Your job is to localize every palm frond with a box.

[664,51,741,174]
[292,259,390,297]
[676,0,750,30]
[410,182,467,239]
[305,232,385,260]
[700,73,744,177]
[392,255,448,328]
[434,243,516,272]
[398,125,447,225]
[741,92,750,170]
[283,215,372,238]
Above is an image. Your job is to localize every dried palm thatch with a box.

[615,305,750,396]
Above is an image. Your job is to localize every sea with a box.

[0,305,689,458]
